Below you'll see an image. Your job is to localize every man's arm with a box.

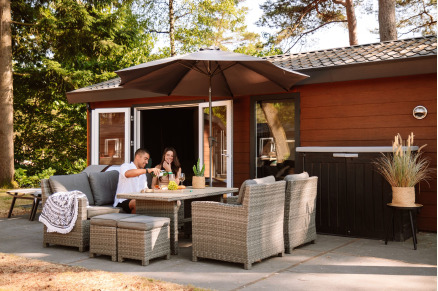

[125,168,160,178]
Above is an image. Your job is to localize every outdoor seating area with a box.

[38,167,320,269]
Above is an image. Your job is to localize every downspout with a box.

[86,103,91,166]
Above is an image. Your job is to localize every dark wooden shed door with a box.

[299,152,411,240]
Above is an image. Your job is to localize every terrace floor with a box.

[1,214,436,290]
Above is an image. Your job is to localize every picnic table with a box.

[6,188,42,221]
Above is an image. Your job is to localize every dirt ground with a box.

[0,253,200,291]
[0,191,203,291]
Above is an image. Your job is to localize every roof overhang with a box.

[293,55,437,85]
[66,87,165,104]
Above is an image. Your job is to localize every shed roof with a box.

[265,35,436,71]
[67,36,437,103]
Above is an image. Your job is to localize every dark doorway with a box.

[140,107,198,185]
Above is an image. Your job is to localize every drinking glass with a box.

[179,173,185,185]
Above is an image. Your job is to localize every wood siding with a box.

[296,73,437,232]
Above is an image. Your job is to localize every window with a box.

[251,94,299,180]
[91,108,131,165]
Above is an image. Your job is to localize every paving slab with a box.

[0,215,436,291]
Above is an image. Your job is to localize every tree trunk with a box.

[378,0,397,41]
[345,0,358,45]
[333,0,358,46]
[0,0,14,187]
[169,0,175,56]
[260,103,289,164]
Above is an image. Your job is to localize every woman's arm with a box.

[175,167,181,185]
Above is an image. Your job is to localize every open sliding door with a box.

[198,100,233,188]
[91,108,131,165]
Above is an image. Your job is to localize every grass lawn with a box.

[0,190,205,291]
[0,189,34,218]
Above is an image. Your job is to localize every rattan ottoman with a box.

[117,215,171,266]
[90,213,138,261]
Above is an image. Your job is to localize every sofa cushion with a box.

[88,170,119,206]
[284,172,309,182]
[91,213,137,227]
[117,215,170,231]
[87,205,121,218]
[49,173,94,205]
[237,175,276,204]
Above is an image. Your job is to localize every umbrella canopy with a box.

[116,48,308,97]
[115,48,309,186]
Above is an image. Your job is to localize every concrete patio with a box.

[1,214,436,290]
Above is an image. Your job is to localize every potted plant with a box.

[374,132,431,206]
[192,159,206,189]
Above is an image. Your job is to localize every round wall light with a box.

[413,105,427,119]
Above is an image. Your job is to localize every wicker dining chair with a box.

[283,174,318,253]
[192,180,286,270]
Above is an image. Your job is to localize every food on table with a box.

[168,181,178,190]
[177,185,186,189]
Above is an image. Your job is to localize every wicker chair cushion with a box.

[117,215,170,231]
[88,170,119,206]
[49,173,95,205]
[91,213,137,227]
[87,205,121,218]
[284,172,309,181]
[237,175,276,204]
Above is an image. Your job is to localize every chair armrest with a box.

[225,196,239,205]
[192,201,246,225]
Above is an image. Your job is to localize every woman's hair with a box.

[159,147,181,174]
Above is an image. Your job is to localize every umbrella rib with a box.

[177,60,208,76]
[237,62,291,92]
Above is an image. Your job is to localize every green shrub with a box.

[14,167,57,188]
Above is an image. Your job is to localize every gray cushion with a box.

[49,172,94,205]
[237,179,257,204]
[236,175,275,204]
[284,172,309,182]
[88,170,119,206]
[117,215,170,231]
[91,213,137,227]
[254,175,276,184]
[87,205,121,218]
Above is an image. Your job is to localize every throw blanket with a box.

[39,191,86,234]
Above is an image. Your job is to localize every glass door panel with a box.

[198,101,232,187]
[91,108,131,165]
[256,100,295,179]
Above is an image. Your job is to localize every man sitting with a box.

[113,148,160,213]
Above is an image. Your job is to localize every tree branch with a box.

[285,20,347,53]
[147,29,170,34]
[10,20,36,26]
[332,0,347,6]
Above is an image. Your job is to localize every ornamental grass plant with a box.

[374,133,431,187]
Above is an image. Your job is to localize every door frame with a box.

[198,100,233,188]
[249,93,300,179]
[91,107,131,165]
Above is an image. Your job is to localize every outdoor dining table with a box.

[117,186,238,255]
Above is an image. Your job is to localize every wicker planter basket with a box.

[192,176,205,189]
[392,187,415,206]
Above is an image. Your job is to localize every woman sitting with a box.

[152,147,182,188]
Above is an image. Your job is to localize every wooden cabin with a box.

[68,36,437,237]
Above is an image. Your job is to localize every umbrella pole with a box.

[208,69,213,187]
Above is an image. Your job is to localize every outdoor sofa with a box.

[41,170,123,252]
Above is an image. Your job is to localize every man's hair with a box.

[134,148,150,157]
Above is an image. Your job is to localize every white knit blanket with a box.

[39,191,85,234]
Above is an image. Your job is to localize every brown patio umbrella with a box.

[116,48,309,186]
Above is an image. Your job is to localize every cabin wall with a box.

[296,73,437,232]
